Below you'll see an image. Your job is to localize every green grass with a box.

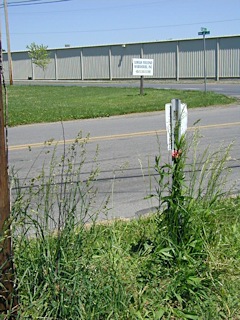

[12,197,240,319]
[7,85,236,126]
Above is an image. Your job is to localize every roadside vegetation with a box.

[6,129,240,319]
[7,85,236,126]
[1,84,239,318]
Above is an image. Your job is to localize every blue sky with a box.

[1,0,240,52]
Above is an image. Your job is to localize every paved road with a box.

[9,104,240,222]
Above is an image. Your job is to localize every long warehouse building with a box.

[3,34,240,81]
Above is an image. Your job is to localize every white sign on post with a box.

[165,99,188,151]
[132,58,154,76]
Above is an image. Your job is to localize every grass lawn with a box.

[7,85,236,126]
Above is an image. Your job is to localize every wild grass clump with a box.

[140,130,240,318]
[4,132,240,319]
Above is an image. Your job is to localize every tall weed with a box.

[10,133,109,318]
[144,129,238,318]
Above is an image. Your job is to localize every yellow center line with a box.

[9,121,240,151]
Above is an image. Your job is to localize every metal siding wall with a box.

[4,52,32,80]
[111,44,141,79]
[82,47,109,79]
[57,48,81,79]
[219,37,240,77]
[179,40,203,78]
[203,39,216,78]
[143,42,176,78]
[179,39,217,79]
[2,59,9,80]
[34,51,56,80]
[2,53,9,80]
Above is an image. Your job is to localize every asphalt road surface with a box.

[9,103,240,222]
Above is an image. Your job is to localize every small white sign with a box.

[165,103,172,151]
[132,58,154,76]
[165,100,188,151]
[180,103,188,137]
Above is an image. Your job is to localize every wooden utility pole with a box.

[3,0,13,85]
[0,36,17,315]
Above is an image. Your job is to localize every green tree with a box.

[27,42,50,73]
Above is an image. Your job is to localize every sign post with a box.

[140,75,144,96]
[198,27,210,93]
[132,58,154,95]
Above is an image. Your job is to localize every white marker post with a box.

[165,99,188,154]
